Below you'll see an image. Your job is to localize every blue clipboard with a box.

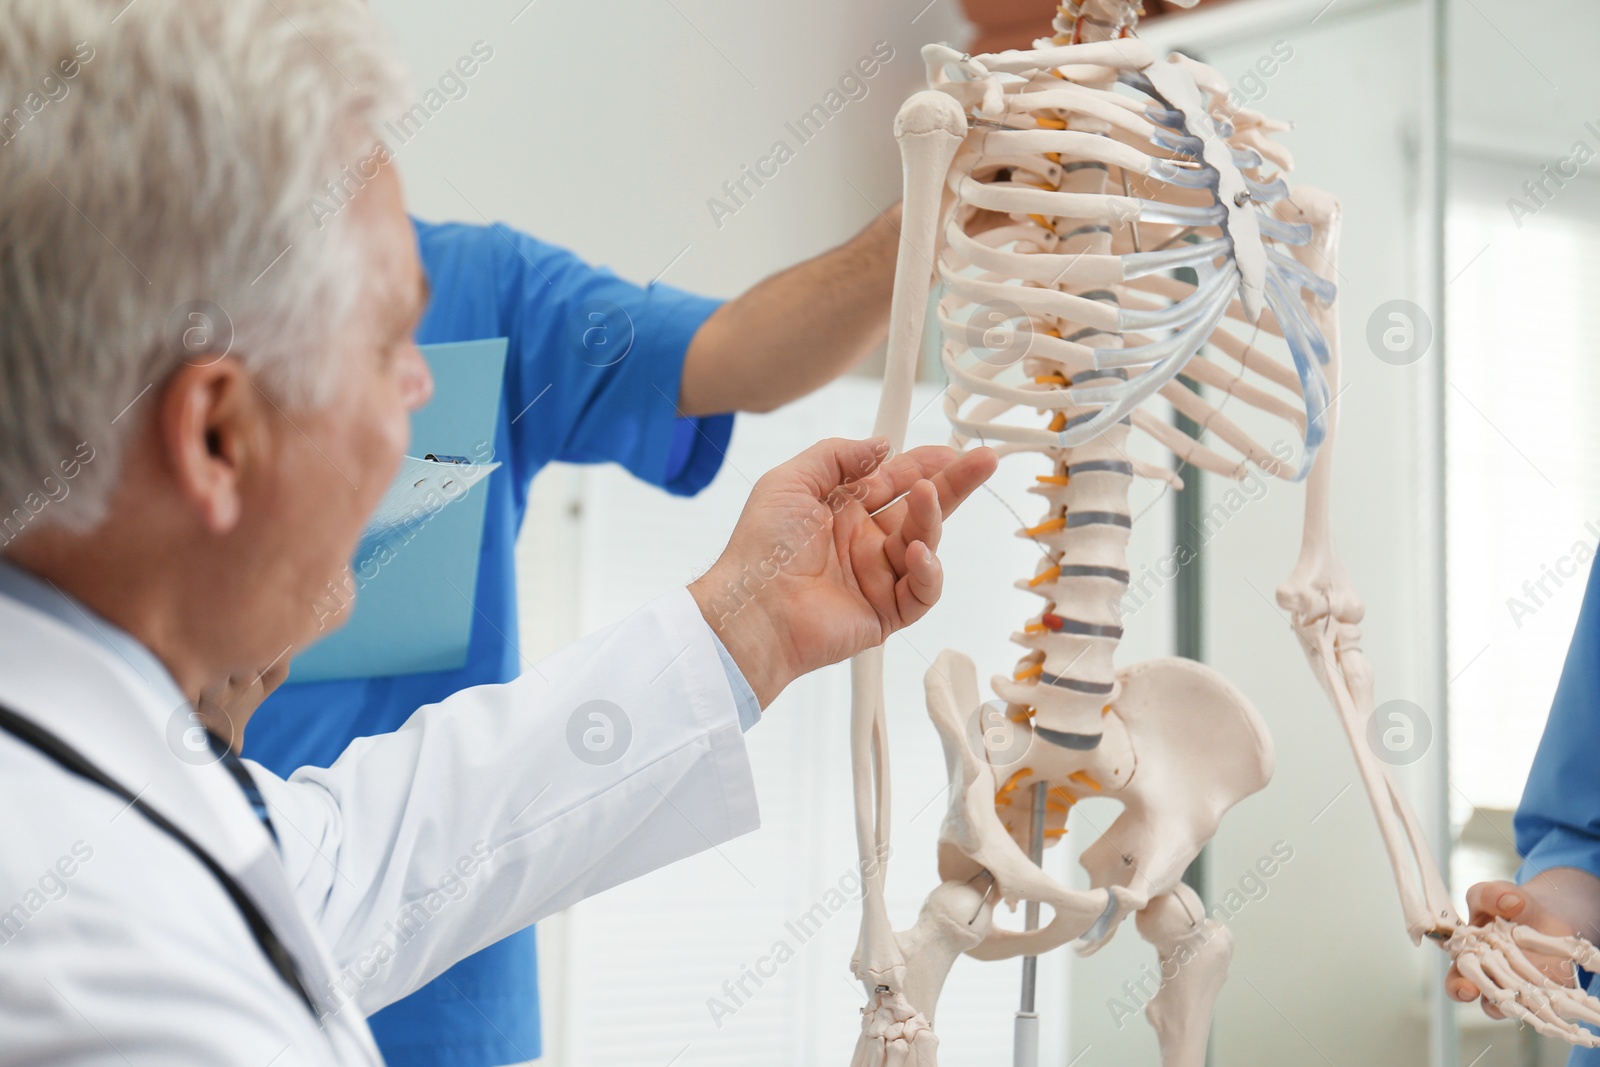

[289,337,509,682]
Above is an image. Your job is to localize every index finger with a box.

[871,447,998,537]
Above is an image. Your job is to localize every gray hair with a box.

[0,0,409,534]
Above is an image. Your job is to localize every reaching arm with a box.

[677,205,903,417]
[256,437,994,1014]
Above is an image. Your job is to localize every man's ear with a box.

[157,358,263,533]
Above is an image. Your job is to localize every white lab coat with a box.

[0,588,759,1065]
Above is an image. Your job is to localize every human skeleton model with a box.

[847,3,1600,1063]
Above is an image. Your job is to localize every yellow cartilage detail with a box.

[1048,411,1067,433]
[1014,662,1044,681]
[1035,116,1067,130]
[1045,827,1069,840]
[1034,374,1068,386]
[996,768,1033,804]
[1035,474,1070,487]
[1068,770,1102,792]
[1028,566,1060,588]
[1028,213,1054,230]
[1045,800,1070,814]
[1024,622,1047,634]
[1024,517,1066,536]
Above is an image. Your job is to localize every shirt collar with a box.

[0,556,189,712]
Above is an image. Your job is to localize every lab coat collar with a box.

[0,557,189,712]
[0,582,275,868]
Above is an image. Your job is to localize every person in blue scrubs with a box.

[239,209,902,1067]
[1449,559,1600,1055]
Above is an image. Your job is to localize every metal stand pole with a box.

[1014,782,1047,1067]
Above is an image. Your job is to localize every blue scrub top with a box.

[245,217,731,1067]
[1517,556,1600,1059]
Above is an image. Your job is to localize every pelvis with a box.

[924,649,1273,960]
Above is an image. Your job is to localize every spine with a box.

[988,44,1132,743]
[992,434,1132,740]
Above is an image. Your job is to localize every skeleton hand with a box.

[1445,878,1600,1045]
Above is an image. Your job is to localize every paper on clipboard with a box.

[357,454,500,555]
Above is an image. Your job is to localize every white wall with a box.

[1448,0,1600,166]
[371,0,968,301]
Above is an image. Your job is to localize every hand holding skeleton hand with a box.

[1449,879,1581,1015]
[690,436,997,707]
[1446,870,1600,1042]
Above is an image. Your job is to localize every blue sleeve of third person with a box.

[1517,559,1600,885]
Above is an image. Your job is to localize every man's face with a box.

[237,163,432,662]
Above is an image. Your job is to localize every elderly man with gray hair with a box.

[0,0,995,1061]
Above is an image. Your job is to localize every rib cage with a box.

[923,21,1338,769]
